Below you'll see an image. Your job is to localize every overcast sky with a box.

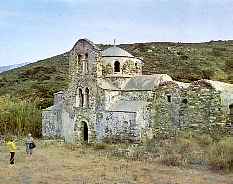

[0,0,232,66]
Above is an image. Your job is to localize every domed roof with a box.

[102,46,134,58]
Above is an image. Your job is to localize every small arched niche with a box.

[114,61,120,73]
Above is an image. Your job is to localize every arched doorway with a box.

[81,121,88,142]
[229,104,233,126]
[229,104,233,115]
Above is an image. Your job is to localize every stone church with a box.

[42,38,233,143]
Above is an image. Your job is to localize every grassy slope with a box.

[0,53,69,109]
[0,40,233,108]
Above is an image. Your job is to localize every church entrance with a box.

[229,104,233,126]
[81,121,88,142]
[230,104,233,115]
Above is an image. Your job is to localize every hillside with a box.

[0,40,233,109]
[0,62,30,73]
[0,53,69,109]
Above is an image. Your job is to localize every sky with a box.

[0,0,233,66]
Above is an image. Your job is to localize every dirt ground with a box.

[0,141,233,184]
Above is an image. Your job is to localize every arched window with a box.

[77,54,82,73]
[82,60,86,74]
[114,61,120,73]
[75,89,79,107]
[82,53,88,73]
[182,98,188,104]
[84,87,89,108]
[85,53,88,59]
[78,54,82,63]
[79,89,84,107]
[167,95,171,103]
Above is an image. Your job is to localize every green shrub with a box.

[207,137,233,171]
[0,96,42,137]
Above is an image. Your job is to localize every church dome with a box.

[102,46,134,58]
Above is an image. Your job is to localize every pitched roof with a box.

[204,80,233,106]
[205,80,233,93]
[121,74,173,90]
[97,74,173,91]
[97,78,119,90]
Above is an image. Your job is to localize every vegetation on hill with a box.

[0,52,69,109]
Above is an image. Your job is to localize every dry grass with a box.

[0,140,233,184]
[208,137,233,171]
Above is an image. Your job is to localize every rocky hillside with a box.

[0,40,232,109]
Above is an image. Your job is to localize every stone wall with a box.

[96,111,139,142]
[98,89,154,142]
[42,103,63,138]
[152,80,227,133]
[61,109,75,143]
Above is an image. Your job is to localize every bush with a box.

[0,96,42,137]
[207,137,233,171]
